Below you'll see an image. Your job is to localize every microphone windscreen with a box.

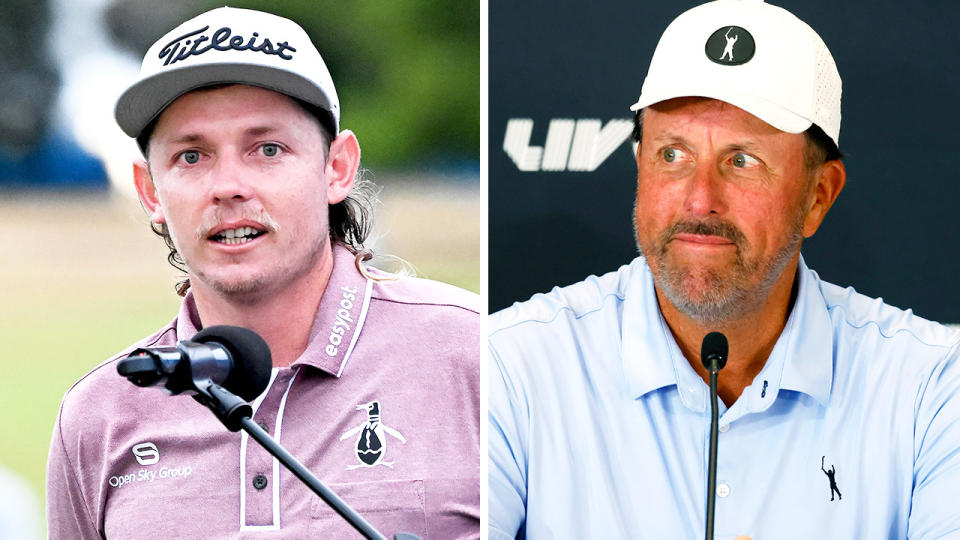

[701,331,728,371]
[194,325,272,401]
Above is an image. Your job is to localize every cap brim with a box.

[629,85,812,135]
[115,62,338,138]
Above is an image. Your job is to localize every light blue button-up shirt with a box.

[489,256,960,539]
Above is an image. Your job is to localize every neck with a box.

[190,242,335,368]
[656,256,801,406]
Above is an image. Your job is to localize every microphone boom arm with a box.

[200,383,392,540]
[240,416,388,540]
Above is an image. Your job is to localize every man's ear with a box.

[802,159,846,238]
[325,130,361,205]
[133,160,165,223]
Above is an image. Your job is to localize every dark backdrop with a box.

[489,0,960,324]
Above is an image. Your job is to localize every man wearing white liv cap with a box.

[489,1,960,539]
[47,7,480,539]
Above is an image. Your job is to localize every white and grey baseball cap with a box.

[115,6,340,141]
[630,0,842,147]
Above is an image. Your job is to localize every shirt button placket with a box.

[243,370,289,527]
[717,483,731,498]
[714,414,742,536]
[253,474,268,490]
[245,425,276,526]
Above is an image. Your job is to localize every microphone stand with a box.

[195,383,421,540]
[700,332,728,540]
[704,363,720,540]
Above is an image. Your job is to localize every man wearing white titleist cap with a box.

[489,1,960,538]
[48,7,479,539]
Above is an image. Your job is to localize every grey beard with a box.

[637,213,804,326]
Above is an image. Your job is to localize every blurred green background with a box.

[0,1,480,537]
[106,0,480,169]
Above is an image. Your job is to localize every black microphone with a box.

[701,331,728,540]
[117,325,272,401]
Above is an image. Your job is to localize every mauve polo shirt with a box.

[48,244,480,539]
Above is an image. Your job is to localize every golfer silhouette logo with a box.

[705,26,755,66]
[720,28,739,61]
[821,456,842,501]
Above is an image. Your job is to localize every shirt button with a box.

[717,483,731,498]
[253,474,268,490]
[719,424,729,433]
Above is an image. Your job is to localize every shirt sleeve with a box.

[488,341,529,540]
[908,339,960,539]
[47,402,102,540]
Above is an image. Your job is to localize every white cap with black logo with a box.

[115,6,339,140]
[630,0,841,147]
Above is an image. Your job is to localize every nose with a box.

[208,153,255,204]
[683,163,727,218]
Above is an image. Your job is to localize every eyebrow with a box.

[243,126,282,138]
[163,126,285,147]
[649,132,764,153]
[648,131,687,145]
[166,133,205,146]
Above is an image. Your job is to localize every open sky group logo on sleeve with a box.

[107,442,194,489]
[132,442,159,465]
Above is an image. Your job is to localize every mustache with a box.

[196,206,281,240]
[657,219,748,251]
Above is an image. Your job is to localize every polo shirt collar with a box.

[296,243,373,376]
[621,257,682,401]
[173,243,373,378]
[175,291,202,339]
[621,256,834,411]
[764,257,833,407]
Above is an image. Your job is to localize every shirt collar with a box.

[621,258,689,402]
[173,243,373,378]
[762,256,833,407]
[296,243,373,376]
[621,256,834,410]
[175,291,202,339]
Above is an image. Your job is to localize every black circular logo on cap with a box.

[705,26,755,66]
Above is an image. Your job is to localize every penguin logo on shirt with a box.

[339,401,406,469]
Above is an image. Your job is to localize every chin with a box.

[653,260,754,323]
[656,252,734,290]
[194,268,272,302]
[662,280,753,325]
[211,277,268,296]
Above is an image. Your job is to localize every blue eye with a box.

[261,143,279,157]
[662,147,690,163]
[182,150,199,164]
[731,152,759,168]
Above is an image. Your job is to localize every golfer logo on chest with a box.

[339,401,406,469]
